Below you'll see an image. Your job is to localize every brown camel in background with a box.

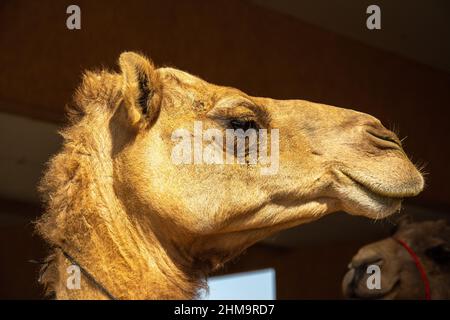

[343,217,450,299]
[36,52,423,299]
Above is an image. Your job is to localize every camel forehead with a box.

[156,67,281,115]
[158,67,221,93]
[158,67,246,98]
[159,67,202,85]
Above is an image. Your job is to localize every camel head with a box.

[37,52,424,298]
[112,52,423,266]
[342,218,450,299]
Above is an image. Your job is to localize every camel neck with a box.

[50,206,200,299]
[37,112,202,299]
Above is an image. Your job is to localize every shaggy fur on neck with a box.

[36,70,205,299]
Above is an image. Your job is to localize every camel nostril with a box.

[367,130,403,150]
[347,258,383,287]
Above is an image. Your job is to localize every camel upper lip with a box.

[340,170,407,199]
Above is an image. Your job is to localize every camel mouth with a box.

[346,278,401,300]
[344,172,404,200]
[341,154,424,196]
[338,170,404,219]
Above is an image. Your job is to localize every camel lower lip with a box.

[350,279,400,299]
[339,170,404,218]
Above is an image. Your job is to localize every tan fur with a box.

[36,52,424,299]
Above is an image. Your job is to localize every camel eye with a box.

[425,243,450,264]
[229,119,258,131]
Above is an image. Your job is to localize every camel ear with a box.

[118,52,160,126]
[390,214,412,234]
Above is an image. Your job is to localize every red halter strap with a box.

[393,238,431,300]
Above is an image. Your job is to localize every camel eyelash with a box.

[228,118,259,131]
[207,101,269,130]
[208,115,260,131]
